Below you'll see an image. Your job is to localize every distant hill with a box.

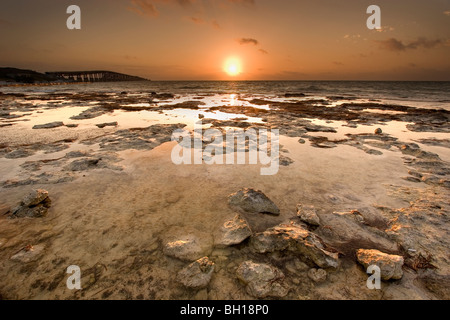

[0,67,148,84]
[0,67,56,83]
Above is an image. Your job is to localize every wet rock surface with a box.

[228,188,280,215]
[163,233,213,262]
[236,261,289,298]
[297,204,320,226]
[216,215,252,247]
[356,249,404,280]
[32,122,64,129]
[11,189,51,218]
[251,223,339,269]
[0,90,449,300]
[177,257,215,289]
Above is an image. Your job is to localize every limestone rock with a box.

[228,188,280,215]
[163,234,212,261]
[96,122,118,128]
[10,244,45,263]
[11,189,51,218]
[307,268,327,283]
[297,204,320,226]
[216,215,252,247]
[251,223,339,269]
[356,249,404,280]
[32,122,64,129]
[177,257,215,289]
[22,189,49,207]
[236,261,288,298]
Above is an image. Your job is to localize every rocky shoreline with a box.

[0,90,448,300]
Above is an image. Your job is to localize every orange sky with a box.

[1,0,449,80]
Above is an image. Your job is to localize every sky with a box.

[0,0,449,80]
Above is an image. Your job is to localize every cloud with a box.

[128,0,159,17]
[444,10,450,16]
[333,61,344,66]
[376,37,444,52]
[190,17,205,24]
[237,38,268,54]
[238,38,259,46]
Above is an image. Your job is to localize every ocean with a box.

[2,81,449,110]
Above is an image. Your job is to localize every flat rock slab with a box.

[356,249,404,280]
[317,211,398,256]
[216,215,252,247]
[0,204,11,215]
[10,244,45,263]
[32,122,64,129]
[236,261,288,298]
[96,122,118,128]
[228,188,280,215]
[251,223,339,269]
[177,257,215,289]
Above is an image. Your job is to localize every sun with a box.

[224,57,242,77]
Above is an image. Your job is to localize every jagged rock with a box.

[22,189,49,207]
[32,122,64,129]
[10,244,45,263]
[317,211,398,256]
[11,189,51,218]
[177,257,215,289]
[65,158,100,171]
[216,215,252,247]
[356,249,404,280]
[228,188,280,215]
[297,204,320,226]
[236,261,289,298]
[163,234,212,261]
[307,268,327,283]
[251,223,339,269]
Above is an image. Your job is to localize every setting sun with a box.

[224,57,242,76]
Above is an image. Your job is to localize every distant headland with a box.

[0,67,149,85]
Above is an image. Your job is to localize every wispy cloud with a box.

[128,0,159,17]
[237,38,268,55]
[189,17,205,24]
[376,37,444,52]
[237,38,259,46]
[444,10,450,16]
